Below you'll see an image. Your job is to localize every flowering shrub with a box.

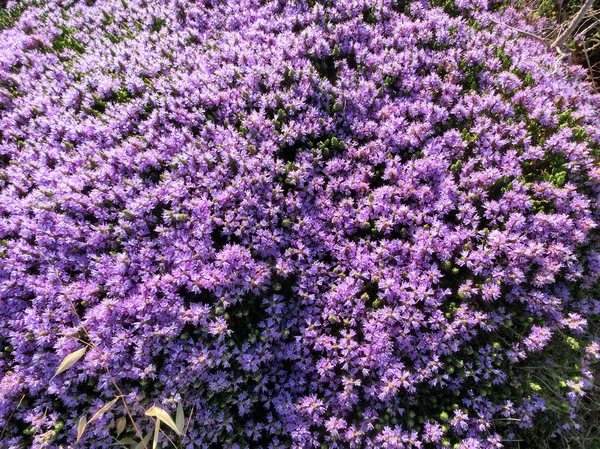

[1,0,600,448]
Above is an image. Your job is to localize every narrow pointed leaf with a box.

[115,416,126,436]
[110,438,137,447]
[76,415,87,442]
[175,402,184,434]
[89,397,119,424]
[53,347,86,378]
[134,430,152,449]
[152,418,160,449]
[144,406,180,435]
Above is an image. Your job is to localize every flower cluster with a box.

[1,0,599,448]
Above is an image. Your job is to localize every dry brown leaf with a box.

[134,430,152,449]
[144,406,180,435]
[76,415,87,442]
[152,418,160,449]
[115,416,126,436]
[89,397,119,424]
[52,347,86,378]
[110,437,137,446]
[175,402,184,434]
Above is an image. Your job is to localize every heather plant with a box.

[1,0,600,448]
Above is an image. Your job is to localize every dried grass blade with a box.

[76,415,87,442]
[53,347,86,378]
[116,416,126,436]
[175,402,184,434]
[89,397,119,424]
[144,406,180,435]
[152,418,160,449]
[134,430,152,449]
[110,437,137,447]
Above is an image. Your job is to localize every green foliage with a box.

[0,1,32,32]
[52,25,86,54]
[458,59,486,92]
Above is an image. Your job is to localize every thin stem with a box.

[105,368,149,449]
[552,0,596,48]
[0,394,26,441]
[582,40,598,88]
[578,17,600,38]
[42,253,149,449]
[160,428,178,449]
[183,404,195,439]
[489,18,548,44]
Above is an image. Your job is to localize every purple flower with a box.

[0,0,599,447]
